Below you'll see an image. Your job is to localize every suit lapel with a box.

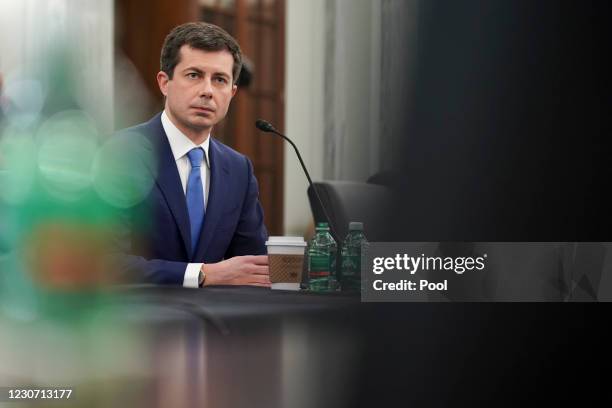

[195,138,229,260]
[147,114,192,258]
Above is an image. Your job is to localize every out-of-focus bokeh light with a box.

[36,110,99,202]
[0,74,46,129]
[0,38,124,319]
[0,125,37,205]
[93,131,157,208]
[0,4,161,405]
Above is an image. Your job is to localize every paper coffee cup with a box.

[265,236,307,290]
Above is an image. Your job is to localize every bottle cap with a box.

[315,222,329,230]
[348,222,363,231]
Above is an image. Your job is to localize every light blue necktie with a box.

[186,148,205,255]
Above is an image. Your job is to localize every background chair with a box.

[307,181,392,242]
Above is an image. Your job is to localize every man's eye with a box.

[214,77,228,84]
[187,73,199,79]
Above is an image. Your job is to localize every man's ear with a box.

[231,84,238,97]
[157,71,170,96]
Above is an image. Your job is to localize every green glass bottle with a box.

[307,222,337,291]
[340,222,368,292]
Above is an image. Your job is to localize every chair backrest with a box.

[307,181,392,242]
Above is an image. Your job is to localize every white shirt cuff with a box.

[183,263,204,288]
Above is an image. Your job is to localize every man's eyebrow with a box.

[181,67,230,78]
[212,71,231,79]
[182,67,204,74]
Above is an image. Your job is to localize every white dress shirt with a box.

[161,110,210,288]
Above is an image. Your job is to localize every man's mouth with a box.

[192,106,215,114]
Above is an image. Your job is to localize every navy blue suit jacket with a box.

[110,113,268,285]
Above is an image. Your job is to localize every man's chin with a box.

[186,117,215,131]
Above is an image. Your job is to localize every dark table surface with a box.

[102,284,609,408]
[110,284,362,336]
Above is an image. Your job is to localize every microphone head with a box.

[255,119,276,133]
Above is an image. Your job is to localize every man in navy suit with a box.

[112,22,269,288]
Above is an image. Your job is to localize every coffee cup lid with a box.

[265,236,307,247]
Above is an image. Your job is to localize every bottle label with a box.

[342,254,360,276]
[309,254,330,277]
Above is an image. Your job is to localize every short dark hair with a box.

[160,22,243,84]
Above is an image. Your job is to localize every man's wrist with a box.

[198,265,206,287]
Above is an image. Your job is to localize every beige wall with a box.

[284,0,327,236]
[284,0,384,236]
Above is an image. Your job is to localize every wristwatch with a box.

[198,268,206,287]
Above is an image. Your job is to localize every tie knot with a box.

[187,148,204,168]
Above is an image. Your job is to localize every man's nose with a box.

[199,77,213,99]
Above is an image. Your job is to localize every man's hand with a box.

[202,255,270,287]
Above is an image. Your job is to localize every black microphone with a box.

[255,119,275,133]
[255,119,340,243]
